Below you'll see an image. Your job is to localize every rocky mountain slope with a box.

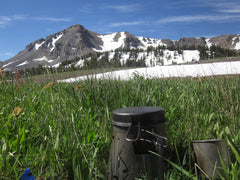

[2,24,240,71]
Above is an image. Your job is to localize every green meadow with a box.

[0,74,239,179]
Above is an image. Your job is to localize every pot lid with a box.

[112,106,166,127]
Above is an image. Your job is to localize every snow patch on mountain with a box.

[3,61,13,68]
[73,49,200,68]
[138,37,166,48]
[183,50,200,62]
[96,32,171,51]
[16,61,29,67]
[49,33,63,52]
[121,52,131,63]
[75,59,84,67]
[234,37,240,50]
[206,39,212,48]
[48,60,54,63]
[35,41,45,50]
[52,63,60,68]
[232,37,237,45]
[33,56,48,61]
[108,52,115,60]
[97,32,126,51]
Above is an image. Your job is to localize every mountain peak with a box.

[63,24,86,33]
[2,24,240,71]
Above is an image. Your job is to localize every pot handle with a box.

[125,122,141,142]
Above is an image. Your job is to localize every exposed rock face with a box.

[2,24,240,71]
[50,24,103,59]
[209,34,239,49]
[3,25,104,71]
[124,32,143,48]
[113,32,121,42]
[176,37,206,47]
[161,39,175,47]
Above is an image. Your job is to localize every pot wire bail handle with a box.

[125,122,141,142]
[142,129,168,148]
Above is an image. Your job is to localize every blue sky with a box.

[1,0,240,61]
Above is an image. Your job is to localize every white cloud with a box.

[77,5,95,14]
[0,16,12,21]
[0,14,72,28]
[3,52,14,56]
[33,17,72,22]
[218,6,240,13]
[221,9,240,13]
[0,16,13,28]
[12,14,27,20]
[204,1,240,14]
[0,52,15,61]
[157,14,240,24]
[166,1,240,14]
[109,21,144,27]
[106,4,141,12]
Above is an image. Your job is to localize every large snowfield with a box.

[58,61,240,83]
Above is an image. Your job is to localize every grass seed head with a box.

[0,67,6,81]
[43,82,55,89]
[75,84,84,91]
[0,67,5,76]
[16,84,19,90]
[12,106,23,116]
[14,69,20,82]
[198,76,206,84]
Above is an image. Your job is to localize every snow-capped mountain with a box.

[1,24,240,71]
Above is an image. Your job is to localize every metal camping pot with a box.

[193,139,230,179]
[108,107,167,180]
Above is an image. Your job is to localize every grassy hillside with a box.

[0,74,239,179]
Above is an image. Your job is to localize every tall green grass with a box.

[0,75,239,179]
